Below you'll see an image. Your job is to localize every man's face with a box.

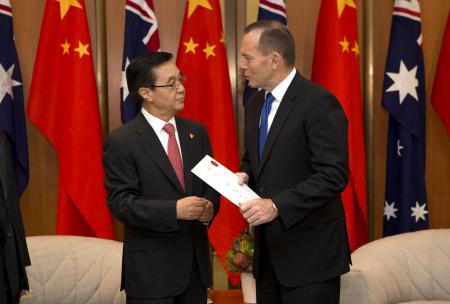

[142,61,185,120]
[239,30,273,90]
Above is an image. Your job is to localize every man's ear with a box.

[138,87,153,102]
[271,52,282,69]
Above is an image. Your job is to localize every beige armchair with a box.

[340,229,450,304]
[20,235,125,304]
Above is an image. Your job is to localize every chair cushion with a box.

[398,302,450,304]
[20,235,125,304]
[341,229,450,304]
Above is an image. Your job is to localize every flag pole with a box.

[364,0,375,241]
[95,0,109,135]
[235,0,247,158]
[224,0,238,131]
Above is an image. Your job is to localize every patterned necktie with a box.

[258,92,274,159]
[163,123,185,190]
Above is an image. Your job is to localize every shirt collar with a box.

[141,108,177,134]
[268,68,296,102]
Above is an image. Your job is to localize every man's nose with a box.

[238,58,246,69]
[177,83,185,93]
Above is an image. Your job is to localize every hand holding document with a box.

[191,155,259,206]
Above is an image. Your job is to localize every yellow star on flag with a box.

[202,42,216,59]
[220,32,225,44]
[339,36,350,53]
[74,41,90,58]
[352,41,360,56]
[56,0,83,20]
[184,37,199,54]
[337,0,356,18]
[187,0,212,18]
[61,39,70,54]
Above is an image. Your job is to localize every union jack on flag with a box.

[258,0,287,23]
[121,0,160,124]
[382,0,428,236]
[243,0,286,106]
[0,0,29,196]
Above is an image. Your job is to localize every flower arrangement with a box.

[226,228,254,273]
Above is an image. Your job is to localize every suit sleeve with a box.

[239,149,252,175]
[239,149,255,189]
[239,92,260,186]
[0,194,10,238]
[273,93,349,230]
[103,135,179,233]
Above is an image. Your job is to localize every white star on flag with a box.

[410,201,428,222]
[386,60,419,104]
[121,57,130,102]
[397,139,404,157]
[0,63,22,104]
[384,201,398,221]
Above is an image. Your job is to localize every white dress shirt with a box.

[263,68,296,130]
[141,108,183,160]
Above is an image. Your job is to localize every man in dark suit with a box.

[103,52,219,304]
[0,129,30,304]
[236,20,351,304]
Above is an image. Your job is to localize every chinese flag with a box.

[311,0,368,251]
[27,0,114,239]
[432,11,450,137]
[176,0,246,284]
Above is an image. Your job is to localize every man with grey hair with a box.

[236,20,351,304]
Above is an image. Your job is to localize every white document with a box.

[191,155,260,206]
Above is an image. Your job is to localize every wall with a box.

[10,0,450,241]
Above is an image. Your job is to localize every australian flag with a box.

[243,0,286,106]
[0,0,29,196]
[382,0,428,236]
[121,0,160,123]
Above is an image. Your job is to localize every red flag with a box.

[432,11,450,137]
[27,0,114,239]
[311,0,368,251]
[176,0,246,284]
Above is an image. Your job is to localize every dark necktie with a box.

[163,123,185,190]
[258,92,274,159]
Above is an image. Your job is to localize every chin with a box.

[176,103,185,111]
[247,81,258,88]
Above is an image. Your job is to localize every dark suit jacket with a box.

[241,71,351,287]
[103,113,219,299]
[0,129,30,302]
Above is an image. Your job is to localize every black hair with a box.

[126,52,173,104]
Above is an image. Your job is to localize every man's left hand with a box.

[239,198,278,226]
[198,199,214,223]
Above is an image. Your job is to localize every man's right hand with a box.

[176,196,208,220]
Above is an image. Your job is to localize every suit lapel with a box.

[134,114,185,194]
[257,72,303,177]
[175,117,195,195]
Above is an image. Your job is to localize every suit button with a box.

[258,186,265,192]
